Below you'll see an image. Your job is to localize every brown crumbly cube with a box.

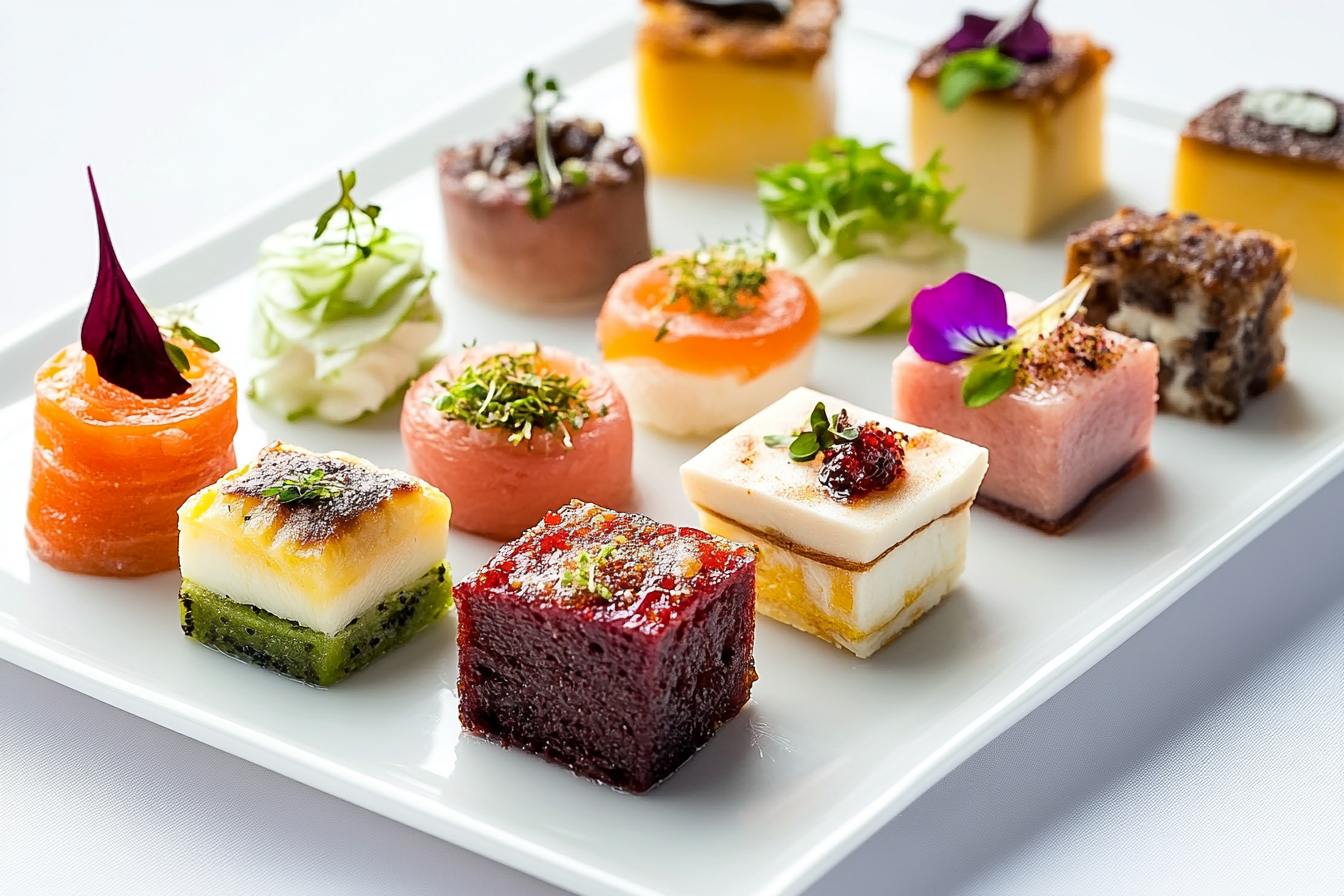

[1065,208,1293,423]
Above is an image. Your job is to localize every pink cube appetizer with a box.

[892,272,1158,533]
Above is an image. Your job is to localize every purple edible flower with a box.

[943,3,1052,63]
[80,168,189,399]
[908,272,1017,364]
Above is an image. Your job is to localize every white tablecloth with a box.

[3,2,1342,893]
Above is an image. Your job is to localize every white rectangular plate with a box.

[3,15,1343,896]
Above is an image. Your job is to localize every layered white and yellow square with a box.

[681,387,988,658]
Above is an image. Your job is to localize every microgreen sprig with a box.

[313,170,381,258]
[429,343,606,449]
[523,69,566,220]
[655,238,775,340]
[261,469,347,504]
[560,543,618,601]
[764,401,861,462]
[938,48,1022,111]
[757,137,960,259]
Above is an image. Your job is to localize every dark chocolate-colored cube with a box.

[454,500,757,792]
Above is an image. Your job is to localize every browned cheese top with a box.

[909,32,1111,108]
[638,0,839,68]
[1183,90,1344,170]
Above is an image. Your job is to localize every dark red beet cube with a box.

[454,500,757,792]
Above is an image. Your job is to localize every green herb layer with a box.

[180,564,451,687]
[757,137,960,261]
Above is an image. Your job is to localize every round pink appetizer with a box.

[402,341,634,540]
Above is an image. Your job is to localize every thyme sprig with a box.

[429,343,606,449]
[764,401,860,462]
[313,170,382,258]
[261,469,347,504]
[154,304,221,373]
[655,238,775,341]
[561,543,618,600]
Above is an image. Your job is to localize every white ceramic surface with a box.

[3,19,1343,896]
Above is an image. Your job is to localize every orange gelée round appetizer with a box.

[402,342,633,541]
[26,170,239,576]
[597,241,819,435]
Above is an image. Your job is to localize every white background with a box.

[2,1,1342,894]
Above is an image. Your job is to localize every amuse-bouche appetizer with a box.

[892,271,1159,533]
[439,70,651,312]
[455,499,757,792]
[27,169,237,577]
[402,341,634,541]
[1066,208,1292,423]
[178,442,452,686]
[636,0,840,183]
[758,136,966,334]
[250,170,442,423]
[597,238,820,436]
[908,1,1113,237]
[681,387,988,658]
[1171,88,1344,304]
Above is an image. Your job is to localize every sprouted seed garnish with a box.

[561,543,618,600]
[262,469,347,504]
[429,343,606,449]
[654,238,774,341]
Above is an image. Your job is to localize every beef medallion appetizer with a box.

[439,71,652,313]
[454,499,757,792]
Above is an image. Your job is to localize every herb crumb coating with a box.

[1065,208,1292,422]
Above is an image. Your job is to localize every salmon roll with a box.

[402,342,633,541]
[597,240,820,437]
[27,170,238,576]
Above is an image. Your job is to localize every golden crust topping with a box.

[909,32,1111,108]
[638,0,839,68]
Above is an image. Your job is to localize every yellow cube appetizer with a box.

[636,0,839,184]
[908,12,1112,239]
[1171,90,1344,305]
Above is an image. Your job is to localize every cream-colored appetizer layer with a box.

[681,387,987,657]
[605,344,815,437]
[179,442,451,636]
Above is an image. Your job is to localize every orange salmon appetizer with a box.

[401,342,632,541]
[26,170,239,577]
[597,239,819,436]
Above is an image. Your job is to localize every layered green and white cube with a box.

[178,442,453,686]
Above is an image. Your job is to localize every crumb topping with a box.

[910,32,1111,107]
[638,0,838,68]
[1016,318,1120,389]
[1183,89,1344,170]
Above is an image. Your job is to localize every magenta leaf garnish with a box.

[80,168,189,399]
[943,1,1051,63]
[908,272,1017,364]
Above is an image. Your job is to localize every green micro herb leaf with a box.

[657,238,775,337]
[938,47,1023,111]
[154,304,222,372]
[756,137,960,259]
[313,170,382,258]
[523,69,565,220]
[261,469,347,504]
[428,343,604,449]
[764,401,860,462]
[164,342,191,373]
[561,543,618,600]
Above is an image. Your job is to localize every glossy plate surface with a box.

[3,15,1343,896]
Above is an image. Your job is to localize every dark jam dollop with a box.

[683,0,790,23]
[818,412,908,503]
